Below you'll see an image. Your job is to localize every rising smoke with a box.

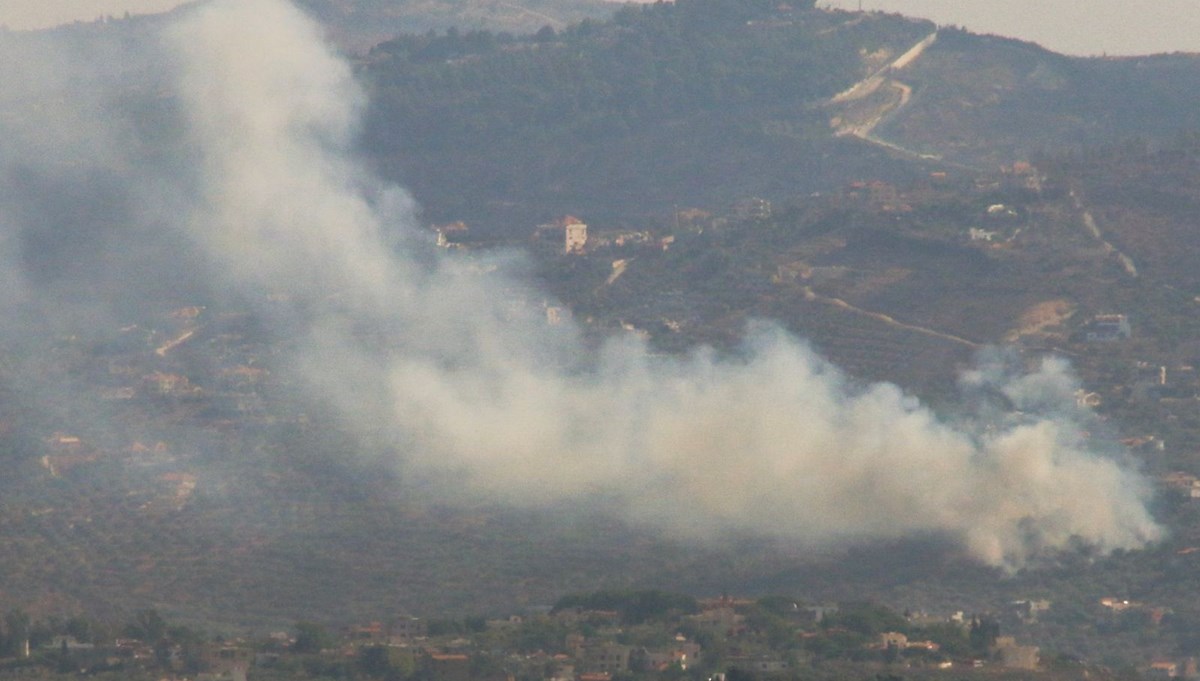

[0,0,1162,570]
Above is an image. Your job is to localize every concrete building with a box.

[993,636,1039,671]
[565,219,588,254]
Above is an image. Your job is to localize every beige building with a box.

[565,219,588,254]
[993,636,1039,670]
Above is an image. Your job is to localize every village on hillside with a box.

[9,142,1200,681]
[0,590,1185,681]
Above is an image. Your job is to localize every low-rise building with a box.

[1149,661,1179,679]
[993,637,1038,671]
[426,652,471,681]
[1084,314,1132,342]
[565,219,588,254]
[388,616,426,644]
[583,644,632,674]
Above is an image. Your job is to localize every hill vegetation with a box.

[295,0,617,53]
[360,0,935,236]
[358,3,1200,238]
[877,29,1200,166]
[8,0,1200,670]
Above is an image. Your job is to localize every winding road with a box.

[827,31,944,161]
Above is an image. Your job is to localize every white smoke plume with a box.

[4,0,1162,570]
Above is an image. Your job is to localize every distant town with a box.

[0,589,1183,680]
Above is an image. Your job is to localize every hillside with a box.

[359,5,1200,236]
[479,141,1200,664]
[360,0,937,236]
[295,0,617,53]
[3,0,616,54]
[875,29,1200,166]
[3,139,1200,654]
[7,0,1200,665]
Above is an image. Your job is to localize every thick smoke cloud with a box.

[2,0,1162,570]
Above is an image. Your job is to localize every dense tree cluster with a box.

[552,590,700,624]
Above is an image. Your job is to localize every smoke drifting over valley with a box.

[0,0,1163,570]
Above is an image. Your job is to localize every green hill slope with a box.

[877,29,1200,166]
[360,0,937,236]
[296,0,617,52]
[7,0,1200,658]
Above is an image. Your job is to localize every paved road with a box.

[829,31,937,105]
[827,32,945,161]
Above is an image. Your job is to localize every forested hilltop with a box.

[878,30,1200,166]
[358,0,1200,237]
[360,0,936,236]
[294,0,617,53]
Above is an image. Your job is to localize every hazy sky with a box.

[821,0,1200,56]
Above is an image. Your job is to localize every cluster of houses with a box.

[11,635,259,681]
[1162,472,1200,499]
[423,160,1049,270]
[22,154,1200,681]
[91,306,276,421]
[528,216,678,257]
[1148,659,1200,680]
[427,159,1048,268]
[12,588,1197,681]
[29,303,304,521]
[316,594,1056,680]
